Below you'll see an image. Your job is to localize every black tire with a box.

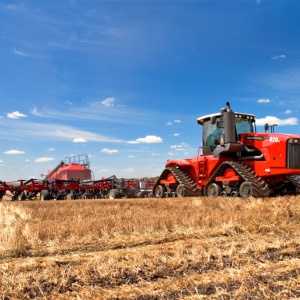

[40,190,50,201]
[28,192,37,200]
[108,189,122,199]
[239,182,252,198]
[55,192,63,200]
[206,183,221,197]
[18,191,26,201]
[230,191,239,197]
[175,184,185,197]
[154,185,166,198]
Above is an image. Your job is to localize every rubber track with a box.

[153,167,200,197]
[204,161,270,198]
[170,167,200,196]
[286,175,300,192]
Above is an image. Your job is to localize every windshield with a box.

[202,116,253,149]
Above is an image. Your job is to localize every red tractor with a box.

[153,102,300,198]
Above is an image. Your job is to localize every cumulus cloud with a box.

[284,109,292,115]
[173,133,180,137]
[73,137,87,143]
[4,150,25,154]
[101,97,115,107]
[128,135,163,144]
[34,157,55,163]
[257,98,271,104]
[7,111,27,119]
[256,116,298,126]
[101,148,119,154]
[174,120,181,123]
[47,148,55,151]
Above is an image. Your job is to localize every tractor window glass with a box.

[203,119,223,148]
[235,118,253,135]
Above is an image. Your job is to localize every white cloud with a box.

[47,148,55,151]
[7,111,27,119]
[256,116,298,126]
[284,109,292,115]
[128,155,136,158]
[101,148,119,154]
[166,120,181,126]
[4,150,25,154]
[128,135,163,144]
[171,143,188,150]
[0,160,4,163]
[271,54,286,60]
[65,100,73,106]
[173,133,180,136]
[127,140,140,144]
[13,48,47,59]
[1,120,124,143]
[73,137,87,143]
[34,157,55,163]
[101,97,115,107]
[137,135,163,143]
[257,98,271,104]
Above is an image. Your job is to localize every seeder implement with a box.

[0,176,155,201]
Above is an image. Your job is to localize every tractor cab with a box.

[197,104,256,155]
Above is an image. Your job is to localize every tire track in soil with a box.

[9,237,300,300]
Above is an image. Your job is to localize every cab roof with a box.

[197,112,255,125]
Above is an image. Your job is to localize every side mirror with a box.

[264,123,269,132]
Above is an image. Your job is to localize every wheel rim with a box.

[154,185,165,198]
[206,183,221,197]
[239,182,252,198]
[175,184,185,197]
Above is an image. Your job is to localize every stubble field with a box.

[1,195,300,299]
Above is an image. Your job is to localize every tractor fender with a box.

[165,159,191,168]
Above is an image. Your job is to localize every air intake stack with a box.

[213,102,245,158]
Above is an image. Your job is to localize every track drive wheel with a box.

[154,184,166,198]
[206,183,221,197]
[175,184,185,197]
[239,181,252,198]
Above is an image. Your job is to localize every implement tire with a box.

[108,189,122,199]
[40,190,50,201]
[18,191,26,201]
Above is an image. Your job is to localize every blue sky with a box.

[1,0,300,181]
